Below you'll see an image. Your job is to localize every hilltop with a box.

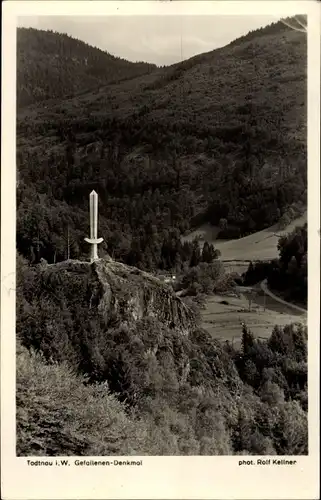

[17,27,156,108]
[17,19,307,272]
[17,257,195,343]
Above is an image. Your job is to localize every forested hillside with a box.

[17,19,307,270]
[17,27,156,108]
[17,256,308,456]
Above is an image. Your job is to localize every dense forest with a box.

[17,319,308,456]
[17,256,307,456]
[17,19,307,271]
[17,27,156,108]
[243,223,307,305]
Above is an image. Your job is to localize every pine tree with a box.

[241,323,255,356]
[190,242,201,267]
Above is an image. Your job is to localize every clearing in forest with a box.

[202,290,306,347]
[184,212,307,262]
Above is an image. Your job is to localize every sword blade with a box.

[89,190,98,240]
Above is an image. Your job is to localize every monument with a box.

[84,190,104,262]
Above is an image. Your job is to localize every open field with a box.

[183,212,307,262]
[185,213,308,346]
[215,212,307,261]
[221,261,252,275]
[201,289,307,348]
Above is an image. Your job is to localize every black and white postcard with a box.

[1,1,320,499]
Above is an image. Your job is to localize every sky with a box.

[17,15,280,65]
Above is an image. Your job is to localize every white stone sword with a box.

[84,190,103,262]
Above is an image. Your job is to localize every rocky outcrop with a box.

[17,256,242,410]
[41,258,195,334]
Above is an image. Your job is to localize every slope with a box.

[17,256,308,456]
[17,27,157,108]
[17,19,307,269]
[184,212,307,262]
[214,212,307,262]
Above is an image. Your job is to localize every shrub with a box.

[179,261,225,295]
[16,343,148,456]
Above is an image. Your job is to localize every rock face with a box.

[17,255,242,407]
[41,258,195,334]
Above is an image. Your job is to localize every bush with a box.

[217,227,241,239]
[179,261,225,295]
[16,343,148,456]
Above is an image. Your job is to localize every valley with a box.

[190,213,308,344]
[15,17,309,458]
[16,20,307,271]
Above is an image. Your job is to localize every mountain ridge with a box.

[17,19,307,270]
[17,18,302,110]
[17,27,157,108]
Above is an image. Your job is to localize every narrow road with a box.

[260,279,307,314]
